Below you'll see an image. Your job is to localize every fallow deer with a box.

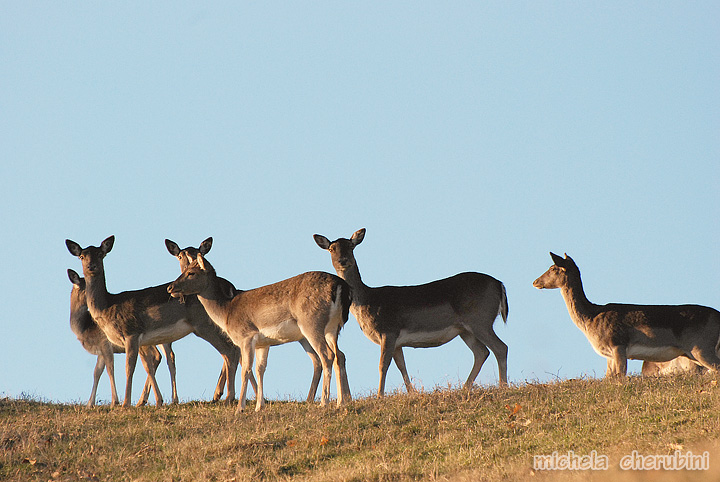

[314,228,509,397]
[533,252,720,376]
[68,268,175,406]
[66,236,241,407]
[641,358,706,376]
[165,237,326,402]
[167,253,352,412]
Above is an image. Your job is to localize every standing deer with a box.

[314,228,508,397]
[533,252,720,376]
[66,236,241,407]
[167,253,352,412]
[67,269,174,406]
[165,237,325,403]
[163,237,255,400]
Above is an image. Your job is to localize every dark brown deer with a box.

[67,269,173,406]
[165,237,325,403]
[66,236,241,407]
[167,253,352,412]
[533,252,720,376]
[314,228,508,397]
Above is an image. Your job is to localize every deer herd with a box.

[65,230,720,412]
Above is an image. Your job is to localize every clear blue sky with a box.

[2,2,718,404]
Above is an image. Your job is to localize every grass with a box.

[2,374,720,481]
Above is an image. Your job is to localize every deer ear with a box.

[101,236,115,254]
[199,237,213,255]
[67,268,81,286]
[219,278,236,299]
[197,253,207,270]
[313,234,331,250]
[66,239,82,257]
[550,252,564,266]
[351,228,366,246]
[165,239,181,256]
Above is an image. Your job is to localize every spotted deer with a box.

[66,236,241,407]
[533,252,720,376]
[314,228,509,397]
[167,253,352,412]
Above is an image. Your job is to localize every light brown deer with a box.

[314,228,508,397]
[66,235,241,407]
[163,237,255,400]
[167,253,352,412]
[533,252,720,376]
[641,358,706,376]
[67,269,174,406]
[165,237,326,403]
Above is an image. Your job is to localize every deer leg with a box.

[236,338,255,414]
[99,342,119,407]
[377,333,398,398]
[88,356,105,408]
[136,346,160,407]
[475,330,508,385]
[254,346,269,412]
[392,347,415,393]
[324,332,351,405]
[213,363,227,402]
[689,347,720,373]
[302,329,335,407]
[123,335,140,408]
[608,346,628,377]
[299,338,322,403]
[159,343,178,404]
[193,329,245,402]
[459,332,491,389]
[137,346,163,407]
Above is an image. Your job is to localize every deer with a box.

[167,252,352,413]
[163,237,256,401]
[314,228,509,397]
[641,358,706,376]
[67,268,175,406]
[165,237,325,403]
[533,252,720,377]
[66,235,241,407]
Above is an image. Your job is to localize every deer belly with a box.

[626,345,684,362]
[397,326,461,348]
[256,320,303,346]
[138,320,194,345]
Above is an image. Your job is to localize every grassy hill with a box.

[2,374,719,481]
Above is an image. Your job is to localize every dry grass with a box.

[2,374,719,481]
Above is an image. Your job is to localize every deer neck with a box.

[194,276,234,333]
[83,270,112,317]
[69,290,95,336]
[338,264,371,305]
[559,274,596,332]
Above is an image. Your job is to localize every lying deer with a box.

[314,228,508,397]
[167,253,352,412]
[68,268,173,406]
[66,236,241,407]
[641,358,706,376]
[533,252,720,376]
